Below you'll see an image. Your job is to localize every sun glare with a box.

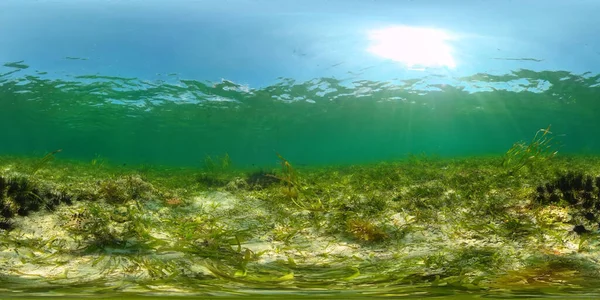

[367,26,456,69]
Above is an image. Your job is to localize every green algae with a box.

[2,152,600,298]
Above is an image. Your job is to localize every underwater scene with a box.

[2,0,600,298]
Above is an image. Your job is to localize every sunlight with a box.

[367,26,456,69]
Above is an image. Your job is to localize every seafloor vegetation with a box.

[2,129,600,298]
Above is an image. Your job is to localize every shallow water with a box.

[1,0,600,298]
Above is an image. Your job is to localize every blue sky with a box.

[1,0,599,87]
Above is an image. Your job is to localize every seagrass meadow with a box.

[2,0,600,298]
[3,143,600,298]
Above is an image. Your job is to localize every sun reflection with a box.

[367,26,456,69]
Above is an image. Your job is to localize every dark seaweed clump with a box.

[196,174,228,188]
[246,170,279,189]
[536,171,600,234]
[0,175,71,230]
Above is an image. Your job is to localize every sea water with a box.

[1,0,600,298]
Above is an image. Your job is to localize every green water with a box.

[2,61,599,167]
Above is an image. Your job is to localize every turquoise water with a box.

[2,1,600,298]
[2,63,599,167]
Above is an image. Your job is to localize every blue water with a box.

[3,0,599,84]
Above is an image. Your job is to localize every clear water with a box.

[1,0,600,298]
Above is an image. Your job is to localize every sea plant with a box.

[345,218,388,243]
[198,153,233,187]
[64,201,157,252]
[90,154,107,169]
[502,125,559,175]
[268,152,323,211]
[32,149,62,174]
[203,153,232,173]
[99,175,155,205]
[6,150,600,293]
